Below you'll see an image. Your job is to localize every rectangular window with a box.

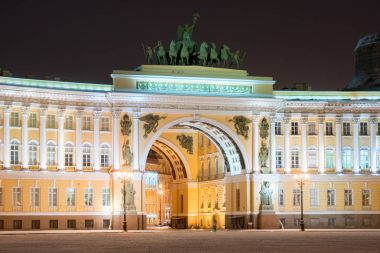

[31,187,40,207]
[102,188,110,207]
[12,187,22,207]
[66,188,75,207]
[65,115,73,129]
[292,189,301,206]
[327,189,336,206]
[85,220,94,229]
[47,145,56,165]
[276,150,282,168]
[291,122,299,135]
[49,220,58,229]
[378,122,380,135]
[67,220,76,229]
[362,189,371,207]
[103,219,110,229]
[0,220,4,230]
[325,149,334,169]
[343,122,351,136]
[48,188,58,207]
[84,188,93,207]
[360,122,368,136]
[236,189,240,211]
[10,112,19,127]
[101,117,109,131]
[31,220,40,229]
[13,220,22,229]
[28,113,37,128]
[0,188,3,206]
[310,188,319,207]
[325,122,333,136]
[47,115,56,128]
[344,189,353,206]
[291,150,299,168]
[308,122,316,135]
[83,116,91,130]
[275,122,281,135]
[278,189,284,206]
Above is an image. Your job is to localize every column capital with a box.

[252,113,260,123]
[93,110,102,119]
[39,106,48,116]
[352,115,360,124]
[76,108,84,118]
[132,111,140,120]
[21,105,30,115]
[283,114,291,124]
[269,114,277,123]
[300,115,308,124]
[318,114,325,124]
[58,108,66,118]
[3,106,11,114]
[369,116,377,125]
[112,108,122,119]
[335,114,343,124]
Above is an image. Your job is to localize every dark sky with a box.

[0,0,379,90]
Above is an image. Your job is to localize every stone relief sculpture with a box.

[176,134,193,154]
[139,114,167,138]
[122,139,133,166]
[259,181,273,209]
[259,118,269,139]
[125,182,136,211]
[229,115,252,139]
[259,141,269,169]
[120,114,132,136]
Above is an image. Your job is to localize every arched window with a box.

[214,154,219,175]
[308,147,317,168]
[325,148,334,169]
[342,147,352,169]
[360,147,369,169]
[291,148,299,168]
[276,148,283,168]
[100,144,109,167]
[47,142,56,165]
[65,143,74,166]
[11,140,20,165]
[28,141,38,165]
[82,144,91,167]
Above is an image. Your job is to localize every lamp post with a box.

[120,171,132,232]
[157,184,163,226]
[294,173,309,231]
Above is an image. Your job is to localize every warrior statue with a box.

[125,182,136,211]
[198,42,209,66]
[168,40,177,65]
[177,13,200,41]
[154,41,166,65]
[259,181,273,207]
[122,139,133,166]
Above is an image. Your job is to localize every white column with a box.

[21,106,29,170]
[284,115,291,173]
[353,116,360,174]
[335,115,342,173]
[93,110,101,172]
[370,116,377,174]
[57,109,65,171]
[270,114,276,174]
[3,107,11,169]
[132,111,140,171]
[252,114,260,173]
[39,107,47,170]
[112,109,121,171]
[75,110,83,171]
[318,115,325,174]
[301,116,308,173]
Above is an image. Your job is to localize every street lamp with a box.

[119,171,132,232]
[294,173,309,231]
[157,184,163,226]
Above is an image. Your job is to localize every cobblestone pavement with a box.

[0,230,380,253]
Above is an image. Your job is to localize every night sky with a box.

[0,0,379,90]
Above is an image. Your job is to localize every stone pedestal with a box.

[257,209,278,229]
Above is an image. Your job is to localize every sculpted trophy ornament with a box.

[139,114,167,138]
[229,116,252,139]
[120,114,132,136]
[259,181,273,210]
[176,134,194,154]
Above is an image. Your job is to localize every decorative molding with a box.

[229,116,252,139]
[139,114,167,138]
[93,110,102,119]
[176,134,194,154]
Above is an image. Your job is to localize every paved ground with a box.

[1,230,380,253]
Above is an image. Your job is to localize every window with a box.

[378,122,380,135]
[101,117,109,131]
[0,188,3,206]
[103,219,110,229]
[377,150,380,169]
[293,189,301,206]
[310,188,319,207]
[180,194,184,213]
[47,142,56,165]
[31,220,40,229]
[28,142,38,165]
[84,188,93,207]
[275,122,281,135]
[360,122,368,136]
[200,135,204,148]
[343,122,351,136]
[291,149,299,168]
[101,145,109,167]
[327,189,336,206]
[65,115,73,129]
[10,140,19,165]
[344,189,353,206]
[67,220,76,229]
[308,147,317,168]
[342,148,352,169]
[276,150,282,168]
[360,148,369,169]
[328,218,336,227]
[102,188,110,207]
[48,188,58,207]
[0,220,4,230]
[325,148,334,169]
[85,220,94,229]
[13,220,22,229]
[291,122,299,135]
[325,122,333,136]
[10,112,19,127]
[83,116,91,130]
[31,187,40,207]
[12,187,22,207]
[47,115,56,128]
[362,189,371,207]
[66,188,75,207]
[236,189,240,211]
[82,144,91,167]
[64,143,74,166]
[278,189,284,206]
[49,220,58,229]
[28,113,37,128]
[308,122,316,135]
